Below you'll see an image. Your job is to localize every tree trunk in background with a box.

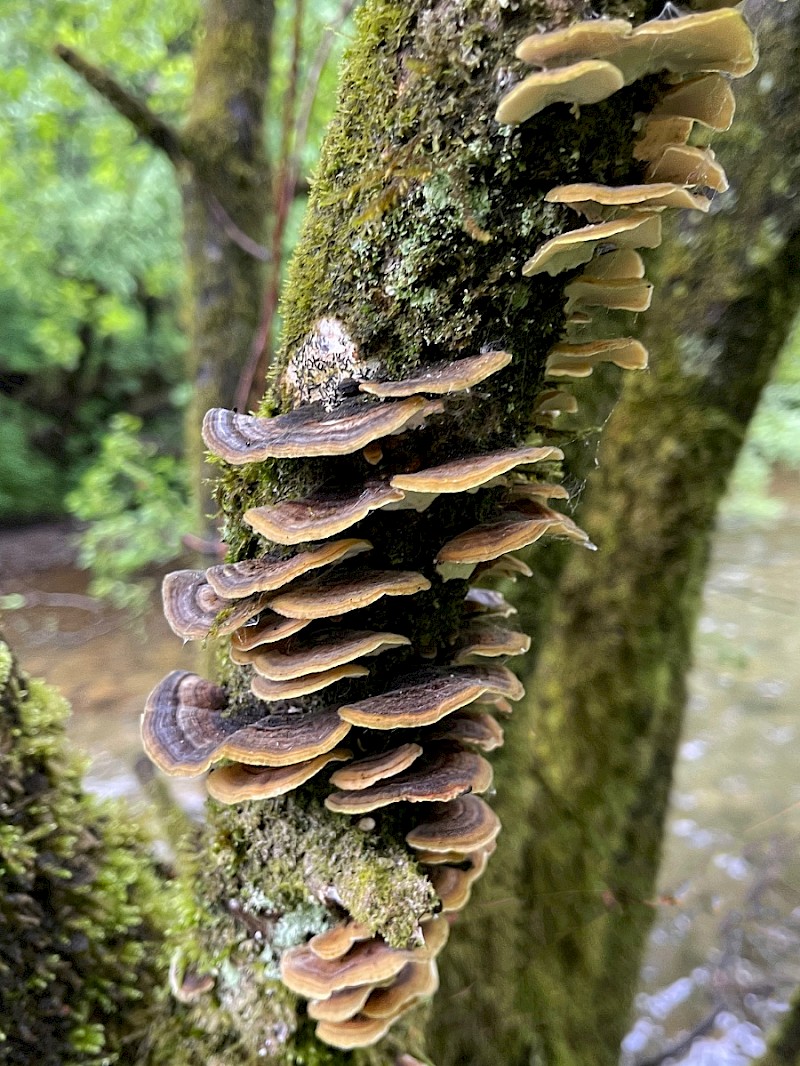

[0,639,169,1066]
[180,0,273,537]
[432,3,800,1065]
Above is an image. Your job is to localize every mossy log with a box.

[0,640,169,1066]
[433,2,800,1064]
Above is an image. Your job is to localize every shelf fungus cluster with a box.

[499,7,756,384]
[143,5,754,1052]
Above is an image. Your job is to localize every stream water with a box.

[0,506,798,1064]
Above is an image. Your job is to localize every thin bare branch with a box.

[53,43,184,162]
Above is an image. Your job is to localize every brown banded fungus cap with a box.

[633,116,694,164]
[610,10,757,84]
[250,665,369,701]
[437,511,565,564]
[646,145,728,192]
[582,248,645,280]
[143,684,351,773]
[324,749,494,814]
[472,553,534,582]
[547,182,710,220]
[515,18,631,65]
[142,671,229,776]
[406,795,502,853]
[205,539,372,599]
[309,921,374,961]
[243,630,410,680]
[315,1014,398,1051]
[202,396,429,463]
[564,276,654,313]
[533,389,579,416]
[329,743,423,791]
[653,73,736,131]
[509,481,569,502]
[280,938,410,999]
[206,748,351,804]
[546,339,648,377]
[426,860,483,913]
[337,664,523,730]
[244,482,404,545]
[452,623,532,663]
[162,570,269,640]
[267,569,430,620]
[361,958,439,1019]
[359,350,512,397]
[308,985,375,1024]
[230,614,310,652]
[515,10,756,83]
[390,445,563,496]
[495,60,625,125]
[430,711,505,752]
[523,214,662,277]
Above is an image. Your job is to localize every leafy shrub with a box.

[65,413,191,611]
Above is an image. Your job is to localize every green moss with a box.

[0,644,170,1066]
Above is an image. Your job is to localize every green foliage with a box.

[65,413,191,610]
[725,317,800,519]
[0,0,193,518]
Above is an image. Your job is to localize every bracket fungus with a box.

[240,629,410,680]
[206,749,351,804]
[202,396,431,463]
[266,568,431,620]
[244,481,404,545]
[359,350,511,397]
[523,214,662,277]
[205,539,372,598]
[324,748,494,815]
[143,4,757,1051]
[337,664,523,731]
[495,60,624,125]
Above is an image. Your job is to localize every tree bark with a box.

[180,0,274,536]
[432,2,800,1064]
[143,1,751,1063]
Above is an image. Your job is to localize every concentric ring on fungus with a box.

[202,396,431,463]
[337,665,524,730]
[324,749,494,814]
[359,350,512,397]
[206,749,351,804]
[205,539,372,598]
[244,482,404,545]
[142,673,351,774]
[239,630,410,680]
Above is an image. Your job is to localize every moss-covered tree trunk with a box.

[0,639,169,1066]
[137,0,767,1063]
[432,2,800,1064]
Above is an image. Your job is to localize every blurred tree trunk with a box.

[433,3,800,1065]
[179,0,273,537]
